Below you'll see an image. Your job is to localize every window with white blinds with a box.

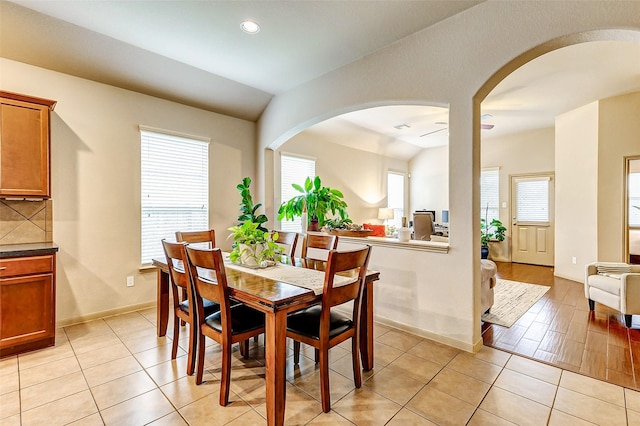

[387,172,404,229]
[515,177,549,223]
[280,153,315,232]
[480,168,499,223]
[140,127,209,265]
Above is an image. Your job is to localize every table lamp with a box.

[378,208,395,235]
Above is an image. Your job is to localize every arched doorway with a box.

[475,32,640,389]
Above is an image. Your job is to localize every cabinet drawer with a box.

[0,255,54,278]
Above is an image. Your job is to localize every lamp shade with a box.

[378,208,394,220]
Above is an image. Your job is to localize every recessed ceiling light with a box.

[240,20,260,34]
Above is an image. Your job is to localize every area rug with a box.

[481,279,550,327]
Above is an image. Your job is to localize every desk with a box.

[152,257,379,426]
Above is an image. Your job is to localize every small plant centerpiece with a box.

[481,204,507,259]
[228,177,281,267]
[277,176,349,231]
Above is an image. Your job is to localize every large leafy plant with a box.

[236,177,268,232]
[481,218,507,248]
[228,177,280,264]
[277,176,348,228]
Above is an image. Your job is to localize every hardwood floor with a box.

[482,261,640,391]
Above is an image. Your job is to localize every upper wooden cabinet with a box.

[0,91,56,198]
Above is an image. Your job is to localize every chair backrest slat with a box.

[302,234,338,261]
[185,246,231,327]
[322,245,371,309]
[176,229,216,248]
[274,230,299,261]
[162,240,189,290]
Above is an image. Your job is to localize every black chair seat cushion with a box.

[179,298,220,316]
[287,305,352,339]
[204,304,265,334]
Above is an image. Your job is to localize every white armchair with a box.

[585,262,640,327]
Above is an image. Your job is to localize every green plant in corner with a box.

[481,204,507,248]
[277,176,349,231]
[228,177,280,266]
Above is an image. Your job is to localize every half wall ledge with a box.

[337,236,449,254]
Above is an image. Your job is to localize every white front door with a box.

[511,173,555,266]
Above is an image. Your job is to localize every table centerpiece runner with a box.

[222,253,356,295]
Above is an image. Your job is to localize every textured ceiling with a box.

[1,0,481,120]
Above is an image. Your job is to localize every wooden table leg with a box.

[265,309,287,426]
[156,268,169,337]
[360,281,374,370]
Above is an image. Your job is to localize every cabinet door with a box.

[0,99,50,197]
[0,273,55,349]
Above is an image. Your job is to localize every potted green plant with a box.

[481,205,507,259]
[277,176,349,231]
[235,177,268,232]
[228,177,281,266]
[228,220,280,266]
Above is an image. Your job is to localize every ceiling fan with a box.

[420,114,494,137]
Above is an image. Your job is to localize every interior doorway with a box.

[627,157,640,264]
[510,172,555,266]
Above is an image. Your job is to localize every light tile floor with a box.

[2,307,640,425]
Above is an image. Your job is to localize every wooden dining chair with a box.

[273,230,299,262]
[175,229,217,323]
[286,245,372,413]
[301,233,338,262]
[176,229,216,247]
[185,246,266,405]
[161,240,220,375]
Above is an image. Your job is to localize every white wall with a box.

[0,59,256,324]
[257,1,640,348]
[555,102,599,281]
[277,132,408,225]
[339,239,477,352]
[554,92,640,282]
[409,146,448,224]
[481,127,555,261]
[598,92,640,262]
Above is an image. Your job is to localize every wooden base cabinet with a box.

[0,254,56,357]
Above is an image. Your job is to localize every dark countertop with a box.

[0,242,59,258]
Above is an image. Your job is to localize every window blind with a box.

[480,168,499,223]
[516,177,549,223]
[387,172,404,229]
[280,153,315,232]
[140,128,209,265]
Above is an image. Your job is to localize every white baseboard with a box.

[332,305,479,353]
[373,315,478,353]
[56,301,156,328]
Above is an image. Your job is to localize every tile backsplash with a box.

[0,199,52,244]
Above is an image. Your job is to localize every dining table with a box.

[152,254,379,426]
